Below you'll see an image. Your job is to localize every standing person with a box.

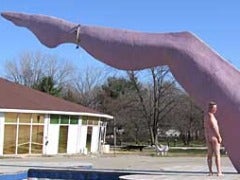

[204,101,223,176]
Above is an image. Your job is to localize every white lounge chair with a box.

[155,144,169,156]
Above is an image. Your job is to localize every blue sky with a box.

[0,0,240,77]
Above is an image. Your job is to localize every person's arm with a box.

[209,114,222,143]
[204,117,209,143]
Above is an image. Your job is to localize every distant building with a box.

[165,129,180,137]
[0,78,113,156]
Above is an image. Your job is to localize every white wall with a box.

[0,113,4,155]
[76,122,82,153]
[67,125,78,154]
[43,115,49,155]
[0,112,104,156]
[45,124,59,155]
[79,125,87,153]
[91,126,100,153]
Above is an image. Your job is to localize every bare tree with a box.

[5,52,45,86]
[127,66,179,145]
[4,51,75,91]
[68,66,111,108]
[169,94,204,145]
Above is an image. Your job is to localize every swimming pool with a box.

[1,168,160,180]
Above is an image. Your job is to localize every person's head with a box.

[208,101,217,113]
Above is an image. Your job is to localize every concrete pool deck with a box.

[0,154,239,179]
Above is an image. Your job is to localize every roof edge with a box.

[0,108,114,119]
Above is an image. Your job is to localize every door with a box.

[58,126,68,153]
[86,126,92,152]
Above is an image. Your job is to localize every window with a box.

[19,113,31,123]
[70,116,78,124]
[18,125,30,154]
[31,125,44,153]
[50,115,79,125]
[3,125,17,154]
[4,113,44,155]
[5,113,17,123]
[60,115,69,124]
[81,116,99,125]
[32,114,44,124]
[50,115,59,124]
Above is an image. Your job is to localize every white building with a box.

[0,78,113,156]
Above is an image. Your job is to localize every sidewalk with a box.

[0,154,238,179]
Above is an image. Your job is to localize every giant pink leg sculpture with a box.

[2,12,240,172]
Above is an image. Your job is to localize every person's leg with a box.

[213,139,223,176]
[207,141,214,175]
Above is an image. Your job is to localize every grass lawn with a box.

[112,145,227,157]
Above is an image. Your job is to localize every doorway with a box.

[58,126,68,153]
[86,126,93,152]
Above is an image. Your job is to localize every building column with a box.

[91,126,100,153]
[0,113,4,155]
[43,114,50,155]
[79,126,87,154]
[67,125,79,154]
